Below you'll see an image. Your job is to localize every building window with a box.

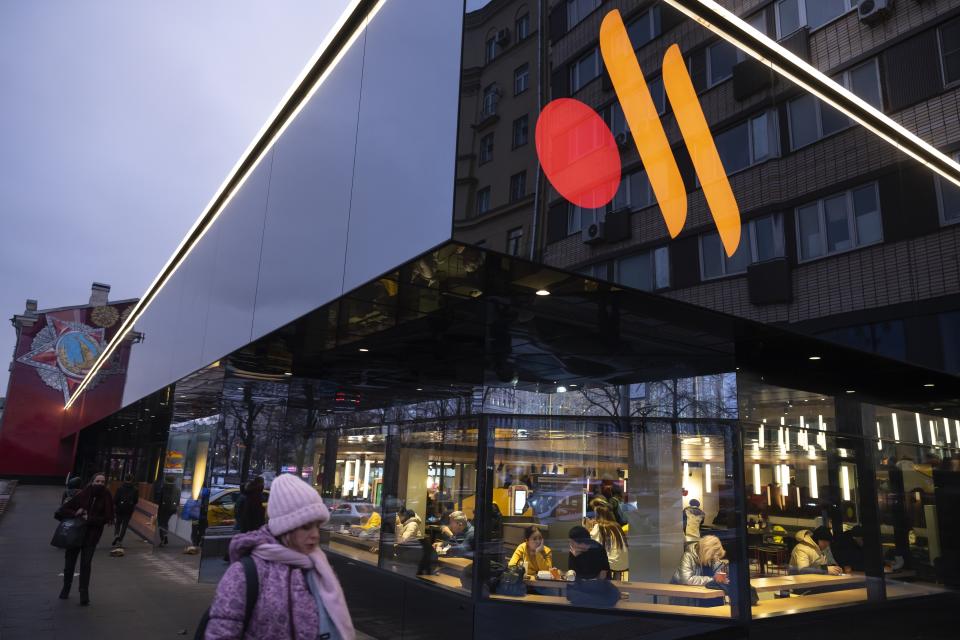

[509,171,527,202]
[567,204,600,235]
[817,320,907,361]
[700,214,785,280]
[570,48,601,93]
[514,63,529,95]
[512,115,529,148]
[627,5,661,49]
[616,246,670,291]
[776,0,854,38]
[485,37,497,64]
[795,183,882,261]
[476,187,491,216]
[567,0,601,29]
[788,59,882,149]
[935,152,960,225]
[479,133,494,165]
[481,84,499,118]
[506,227,524,256]
[941,311,960,373]
[706,40,738,88]
[714,111,778,175]
[940,16,960,87]
[648,75,666,114]
[516,13,530,41]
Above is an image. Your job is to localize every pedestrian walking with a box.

[157,475,179,547]
[61,475,81,505]
[112,474,139,546]
[237,476,266,533]
[58,472,114,606]
[205,473,355,639]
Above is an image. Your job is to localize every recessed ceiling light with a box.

[808,356,821,361]
[283,372,293,376]
[845,390,855,394]
[358,348,369,352]
[934,407,943,411]
[535,289,550,296]
[924,383,935,388]
[416,388,423,391]
[557,386,567,393]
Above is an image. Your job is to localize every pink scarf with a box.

[252,543,355,640]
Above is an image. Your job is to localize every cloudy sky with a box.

[0,0,350,395]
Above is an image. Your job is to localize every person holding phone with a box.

[508,525,554,578]
[670,535,729,606]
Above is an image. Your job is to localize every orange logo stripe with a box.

[600,11,687,239]
[662,44,741,256]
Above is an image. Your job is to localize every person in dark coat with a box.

[157,475,179,547]
[238,476,267,533]
[61,475,82,505]
[112,474,139,547]
[58,472,114,605]
[832,525,866,572]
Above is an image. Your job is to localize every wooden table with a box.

[418,573,470,594]
[490,593,730,618]
[750,588,869,619]
[751,573,865,593]
[526,578,725,602]
[437,556,472,570]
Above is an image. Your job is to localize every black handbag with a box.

[51,516,87,550]
[495,564,527,597]
[566,578,620,608]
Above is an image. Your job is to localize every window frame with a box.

[512,114,530,148]
[938,16,960,89]
[516,13,530,41]
[509,171,527,203]
[514,63,530,96]
[570,47,601,94]
[775,0,856,39]
[699,214,785,280]
[566,0,602,30]
[614,245,671,292]
[476,186,491,216]
[706,40,738,88]
[793,182,883,263]
[479,133,494,165]
[934,151,960,226]
[787,59,882,150]
[713,110,779,177]
[626,5,661,50]
[481,84,499,118]
[485,37,497,64]
[506,226,524,256]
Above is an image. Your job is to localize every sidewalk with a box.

[0,485,379,640]
[0,485,213,639]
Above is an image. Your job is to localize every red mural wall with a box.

[0,301,134,478]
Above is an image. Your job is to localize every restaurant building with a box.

[54,1,960,637]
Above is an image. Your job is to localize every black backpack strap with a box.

[240,556,259,634]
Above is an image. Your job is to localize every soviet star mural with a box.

[16,315,124,403]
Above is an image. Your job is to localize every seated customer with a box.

[789,526,842,575]
[831,525,865,572]
[567,525,610,580]
[671,535,729,607]
[590,503,629,579]
[396,508,424,545]
[508,525,553,578]
[435,511,474,558]
[350,510,382,539]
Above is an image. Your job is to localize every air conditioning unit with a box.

[496,28,511,44]
[858,0,892,25]
[582,221,605,244]
[614,131,630,148]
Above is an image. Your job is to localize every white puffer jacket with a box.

[789,529,831,574]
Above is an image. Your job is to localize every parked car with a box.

[325,502,378,530]
[206,487,270,528]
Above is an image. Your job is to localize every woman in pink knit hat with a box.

[205,474,355,640]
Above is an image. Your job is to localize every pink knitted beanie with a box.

[267,473,330,536]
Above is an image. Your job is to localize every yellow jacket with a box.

[359,511,381,530]
[508,542,553,577]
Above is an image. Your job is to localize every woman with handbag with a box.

[58,472,114,605]
[508,525,554,579]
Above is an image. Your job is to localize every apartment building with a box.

[453,0,960,375]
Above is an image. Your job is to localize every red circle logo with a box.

[535,98,621,209]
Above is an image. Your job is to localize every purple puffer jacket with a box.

[206,527,324,640]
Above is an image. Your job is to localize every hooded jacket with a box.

[60,485,114,547]
[789,529,833,574]
[683,506,705,540]
[205,527,353,640]
[114,481,139,516]
[671,547,726,586]
[396,514,424,545]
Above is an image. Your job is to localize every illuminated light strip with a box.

[662,44,741,256]
[65,0,386,409]
[599,11,686,238]
[663,0,960,190]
